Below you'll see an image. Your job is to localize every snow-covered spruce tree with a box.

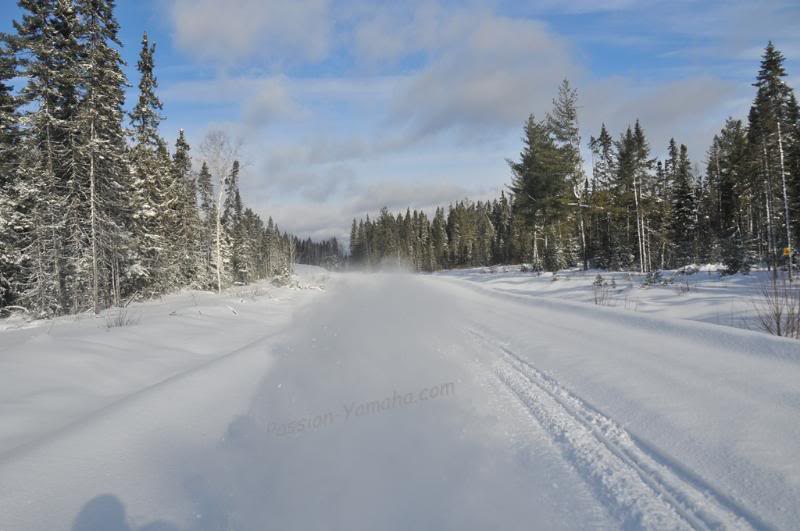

[222,160,244,284]
[547,79,589,270]
[129,31,162,148]
[50,0,89,314]
[11,0,81,315]
[712,120,751,272]
[748,42,798,277]
[508,114,568,271]
[128,31,175,295]
[611,122,653,272]
[0,35,20,309]
[669,144,697,267]
[265,216,278,276]
[588,124,617,269]
[195,161,216,287]
[71,0,130,313]
[489,193,511,265]
[171,129,203,286]
[238,208,263,280]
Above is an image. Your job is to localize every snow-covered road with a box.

[1,271,799,530]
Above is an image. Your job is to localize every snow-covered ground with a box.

[1,267,799,530]
[437,265,789,334]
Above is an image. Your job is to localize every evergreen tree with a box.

[589,124,617,268]
[0,35,19,308]
[670,144,697,265]
[222,160,244,283]
[129,32,162,148]
[547,79,589,269]
[72,0,130,312]
[508,114,567,270]
[749,42,798,277]
[128,31,178,293]
[715,119,751,272]
[11,0,77,314]
[171,129,202,284]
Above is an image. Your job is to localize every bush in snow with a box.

[674,279,693,296]
[642,270,663,287]
[592,275,614,306]
[105,307,138,329]
[752,278,800,339]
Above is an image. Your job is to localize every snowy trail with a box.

[1,271,799,530]
[466,327,753,530]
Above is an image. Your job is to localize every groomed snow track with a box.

[467,326,763,531]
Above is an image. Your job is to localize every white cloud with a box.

[351,182,472,213]
[384,8,578,138]
[261,164,359,203]
[352,1,448,63]
[254,181,481,241]
[168,0,331,64]
[580,76,739,159]
[242,77,307,128]
[505,0,645,15]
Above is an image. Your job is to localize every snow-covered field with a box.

[437,265,790,334]
[1,266,799,530]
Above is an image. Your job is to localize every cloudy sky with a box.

[3,1,800,241]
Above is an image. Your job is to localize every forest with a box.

[349,44,800,277]
[0,1,297,317]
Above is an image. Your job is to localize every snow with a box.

[1,267,799,530]
[0,265,328,456]
[436,265,793,335]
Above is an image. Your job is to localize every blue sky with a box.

[2,0,799,240]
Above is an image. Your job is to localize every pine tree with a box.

[714,119,751,272]
[749,42,798,278]
[509,114,567,270]
[670,144,697,266]
[222,160,244,284]
[0,35,20,308]
[171,130,202,285]
[349,219,360,262]
[589,124,617,268]
[129,32,162,148]
[11,0,80,314]
[195,161,216,287]
[547,79,589,269]
[128,31,176,293]
[71,0,130,312]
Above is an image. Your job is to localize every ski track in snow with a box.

[465,326,758,531]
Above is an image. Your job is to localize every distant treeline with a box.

[350,43,800,275]
[294,237,345,269]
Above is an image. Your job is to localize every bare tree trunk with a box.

[777,122,793,281]
[763,143,777,278]
[632,174,645,273]
[200,130,241,294]
[216,186,225,294]
[578,211,588,270]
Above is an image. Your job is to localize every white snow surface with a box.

[436,265,791,334]
[1,266,799,530]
